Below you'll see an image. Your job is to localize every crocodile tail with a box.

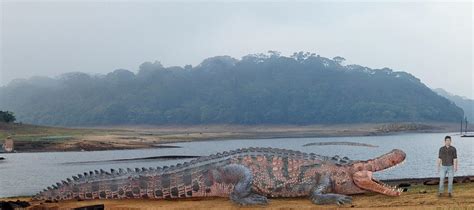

[33,148,259,201]
[33,167,154,201]
[33,158,233,201]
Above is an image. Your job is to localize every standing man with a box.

[437,135,458,197]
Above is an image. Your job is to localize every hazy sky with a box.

[1,1,473,99]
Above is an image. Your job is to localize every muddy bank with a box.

[2,122,463,153]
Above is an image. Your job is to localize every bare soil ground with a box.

[2,182,473,209]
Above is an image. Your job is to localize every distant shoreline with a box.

[0,122,468,153]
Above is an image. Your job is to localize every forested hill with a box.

[0,52,464,126]
[434,88,473,121]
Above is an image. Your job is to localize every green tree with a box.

[0,111,16,123]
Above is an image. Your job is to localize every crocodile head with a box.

[332,149,406,196]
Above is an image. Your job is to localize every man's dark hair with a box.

[445,136,451,141]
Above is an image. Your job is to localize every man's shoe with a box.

[448,193,452,197]
[438,193,442,197]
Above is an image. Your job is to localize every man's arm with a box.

[454,159,458,172]
[437,148,442,172]
[437,158,441,172]
[453,148,458,172]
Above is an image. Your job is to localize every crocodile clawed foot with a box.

[231,193,268,205]
[335,195,352,206]
[311,193,352,205]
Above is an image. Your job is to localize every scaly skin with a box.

[33,147,406,205]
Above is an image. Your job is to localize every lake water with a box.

[0,132,473,198]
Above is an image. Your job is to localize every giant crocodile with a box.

[33,147,406,205]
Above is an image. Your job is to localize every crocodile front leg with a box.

[310,174,352,205]
[220,164,268,205]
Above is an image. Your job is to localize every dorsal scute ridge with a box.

[51,147,329,188]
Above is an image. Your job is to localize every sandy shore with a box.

[1,122,466,153]
[3,182,473,209]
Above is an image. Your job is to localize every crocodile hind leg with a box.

[220,164,268,205]
[310,174,352,205]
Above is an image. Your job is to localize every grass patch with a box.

[39,135,75,141]
[0,122,108,142]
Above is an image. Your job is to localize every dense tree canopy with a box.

[0,51,464,126]
[0,111,16,123]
